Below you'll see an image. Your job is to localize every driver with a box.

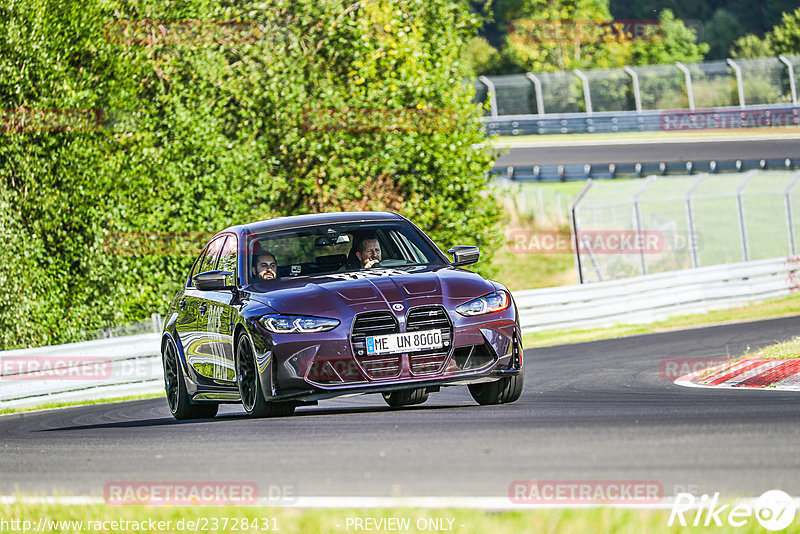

[355,235,381,269]
[252,251,279,281]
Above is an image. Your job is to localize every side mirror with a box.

[447,246,480,267]
[193,270,234,291]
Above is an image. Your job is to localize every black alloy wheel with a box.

[235,334,295,418]
[162,339,219,420]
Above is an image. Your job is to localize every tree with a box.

[730,6,800,57]
[704,9,745,59]
[770,7,800,54]
[731,34,775,58]
[462,36,503,75]
[629,10,709,66]
[0,0,503,349]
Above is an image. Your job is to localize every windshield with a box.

[244,221,445,283]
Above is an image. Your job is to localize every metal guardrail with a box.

[483,104,800,136]
[493,157,799,182]
[475,55,800,129]
[514,257,800,334]
[0,334,162,409]
[2,256,799,407]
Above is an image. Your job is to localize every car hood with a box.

[245,266,497,315]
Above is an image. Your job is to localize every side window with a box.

[199,235,226,273]
[188,248,208,287]
[218,235,237,285]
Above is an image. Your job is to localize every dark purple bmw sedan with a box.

[161,211,523,419]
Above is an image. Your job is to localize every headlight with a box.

[259,315,340,333]
[456,290,510,316]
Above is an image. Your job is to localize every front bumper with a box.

[251,308,522,400]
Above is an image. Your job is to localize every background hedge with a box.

[0,0,502,349]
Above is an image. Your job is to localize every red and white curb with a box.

[676,357,800,390]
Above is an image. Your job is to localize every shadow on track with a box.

[37,403,472,432]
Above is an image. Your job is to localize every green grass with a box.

[490,126,800,145]
[0,503,779,533]
[0,393,162,416]
[524,292,800,348]
[744,336,800,361]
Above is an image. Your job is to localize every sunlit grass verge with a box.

[490,126,800,146]
[524,292,800,349]
[0,503,776,534]
[0,393,162,416]
[745,336,800,361]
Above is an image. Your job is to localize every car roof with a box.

[222,211,406,236]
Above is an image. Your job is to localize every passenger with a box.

[252,251,279,281]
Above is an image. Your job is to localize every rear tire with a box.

[468,372,524,405]
[235,334,295,418]
[382,388,429,407]
[162,339,219,420]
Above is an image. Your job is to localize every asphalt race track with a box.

[2,316,800,500]
[497,137,800,167]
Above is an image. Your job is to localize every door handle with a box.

[179,299,186,310]
[199,303,208,316]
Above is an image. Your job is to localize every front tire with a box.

[468,372,524,405]
[235,334,295,418]
[382,388,429,407]
[162,339,219,420]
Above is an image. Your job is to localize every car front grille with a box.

[406,306,453,375]
[351,312,400,379]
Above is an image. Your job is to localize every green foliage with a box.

[628,10,709,66]
[730,7,800,58]
[461,36,503,76]
[770,7,800,54]
[499,0,617,72]
[731,34,776,58]
[703,9,745,59]
[0,0,502,349]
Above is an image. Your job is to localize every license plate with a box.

[366,329,443,355]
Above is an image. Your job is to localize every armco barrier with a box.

[514,257,800,333]
[2,257,797,406]
[493,157,799,182]
[0,333,162,408]
[483,104,800,136]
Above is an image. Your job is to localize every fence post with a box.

[525,73,545,115]
[727,58,746,108]
[633,177,655,275]
[785,173,800,256]
[570,179,594,284]
[737,172,756,262]
[574,69,593,114]
[478,75,498,118]
[623,66,642,112]
[778,55,798,106]
[676,62,695,110]
[151,313,163,333]
[685,175,705,268]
